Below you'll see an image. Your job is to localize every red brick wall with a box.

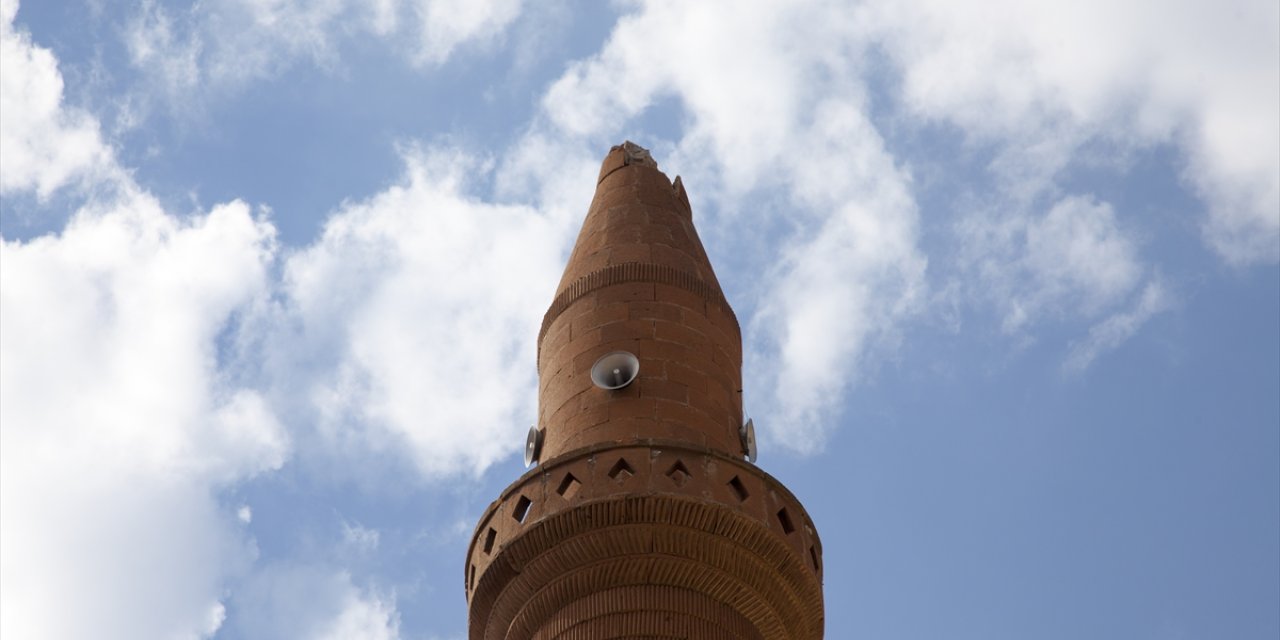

[537,148,744,463]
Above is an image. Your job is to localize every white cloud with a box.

[863,0,1279,265]
[750,100,926,451]
[956,194,1158,330]
[541,1,828,194]
[1024,198,1141,308]
[411,0,524,65]
[121,0,527,116]
[271,146,565,478]
[316,591,401,640]
[124,0,206,104]
[0,189,286,640]
[852,0,1262,368]
[1020,196,1142,329]
[1,7,287,636]
[1065,280,1171,373]
[0,0,115,197]
[123,0,351,106]
[229,565,401,639]
[493,131,600,229]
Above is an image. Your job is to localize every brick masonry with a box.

[466,143,824,639]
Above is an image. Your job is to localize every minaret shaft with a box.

[466,143,824,640]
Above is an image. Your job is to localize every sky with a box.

[0,0,1277,638]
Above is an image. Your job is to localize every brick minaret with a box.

[465,143,824,639]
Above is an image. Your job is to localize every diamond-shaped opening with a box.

[809,546,820,572]
[483,528,497,554]
[512,495,533,524]
[777,507,795,534]
[727,475,749,502]
[665,460,690,487]
[607,458,635,484]
[556,472,581,499]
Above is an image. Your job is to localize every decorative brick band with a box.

[471,495,820,639]
[534,584,763,639]
[537,262,741,348]
[465,442,824,639]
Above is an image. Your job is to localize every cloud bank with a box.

[864,0,1279,266]
[3,5,283,637]
[123,0,527,115]
[0,0,113,196]
[269,147,565,479]
[0,189,285,637]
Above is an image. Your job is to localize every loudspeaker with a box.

[524,425,543,468]
[590,351,640,389]
[740,418,758,463]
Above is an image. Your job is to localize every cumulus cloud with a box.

[122,0,526,113]
[411,0,524,65]
[955,194,1168,366]
[0,0,115,197]
[228,565,401,639]
[267,146,565,478]
[959,196,1147,332]
[750,101,926,450]
[863,0,1279,265]
[1,6,287,637]
[541,1,839,195]
[0,189,287,639]
[1023,197,1142,314]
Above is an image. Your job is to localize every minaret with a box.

[465,142,824,639]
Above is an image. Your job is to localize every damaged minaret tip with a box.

[465,142,825,639]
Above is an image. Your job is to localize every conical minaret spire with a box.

[466,142,824,639]
[536,141,741,462]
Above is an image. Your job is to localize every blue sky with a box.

[1,0,1277,638]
